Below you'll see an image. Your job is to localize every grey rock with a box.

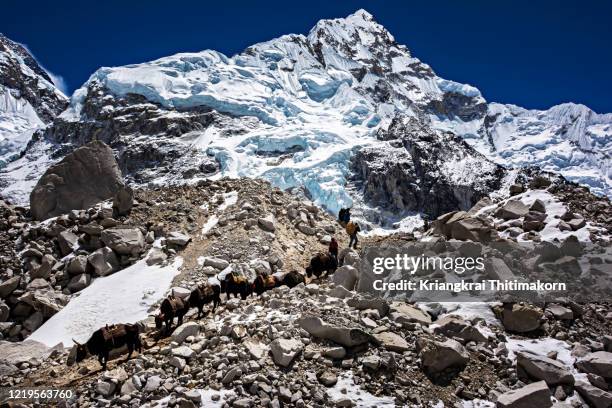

[101,227,145,255]
[417,337,469,374]
[171,322,199,344]
[30,141,125,221]
[575,381,612,408]
[297,315,371,347]
[270,338,303,367]
[87,247,119,276]
[0,276,20,298]
[496,380,552,408]
[517,352,574,385]
[576,351,612,379]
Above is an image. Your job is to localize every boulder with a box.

[373,332,410,352]
[417,337,469,374]
[146,248,167,266]
[529,199,546,213]
[112,185,134,216]
[576,352,612,379]
[347,296,389,317]
[30,254,56,279]
[270,338,303,367]
[496,303,543,333]
[244,340,268,360]
[332,264,359,290]
[433,316,488,343]
[68,273,91,293]
[171,322,199,344]
[58,231,79,256]
[101,227,145,255]
[0,276,20,298]
[495,200,529,220]
[0,300,9,322]
[496,380,552,408]
[389,302,431,326]
[0,339,52,365]
[546,304,574,320]
[30,141,125,220]
[317,371,338,387]
[575,381,612,408]
[67,255,88,275]
[87,247,119,276]
[166,231,191,247]
[297,315,371,347]
[202,257,230,270]
[258,215,276,232]
[517,352,574,385]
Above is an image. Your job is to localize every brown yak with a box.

[279,270,305,288]
[221,272,251,300]
[72,323,141,370]
[252,273,279,295]
[155,293,189,334]
[188,283,221,318]
[305,252,337,278]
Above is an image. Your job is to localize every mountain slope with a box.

[0,34,67,167]
[0,10,609,229]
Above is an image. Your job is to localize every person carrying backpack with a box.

[346,221,360,249]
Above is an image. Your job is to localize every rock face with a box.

[351,117,505,220]
[29,141,125,220]
[496,380,552,408]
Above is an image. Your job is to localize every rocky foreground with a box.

[0,176,611,408]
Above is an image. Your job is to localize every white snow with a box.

[327,372,395,407]
[29,253,183,347]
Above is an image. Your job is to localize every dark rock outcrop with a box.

[351,116,506,219]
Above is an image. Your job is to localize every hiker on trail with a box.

[338,208,351,225]
[328,237,339,260]
[346,221,360,249]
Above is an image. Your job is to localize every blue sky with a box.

[3,0,611,112]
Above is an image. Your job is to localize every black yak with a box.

[252,273,279,295]
[220,273,251,300]
[305,253,337,279]
[72,323,141,370]
[155,294,189,334]
[280,270,305,288]
[188,283,221,318]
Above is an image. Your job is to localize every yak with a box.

[72,323,141,370]
[188,283,221,318]
[221,273,251,300]
[280,270,305,288]
[252,273,279,295]
[306,253,337,279]
[155,294,189,334]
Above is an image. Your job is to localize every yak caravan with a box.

[0,3,611,408]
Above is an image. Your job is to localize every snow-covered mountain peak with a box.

[1,9,610,224]
[0,34,67,167]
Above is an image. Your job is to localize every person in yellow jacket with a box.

[346,221,360,249]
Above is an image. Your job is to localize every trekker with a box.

[346,221,360,249]
[328,237,339,260]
